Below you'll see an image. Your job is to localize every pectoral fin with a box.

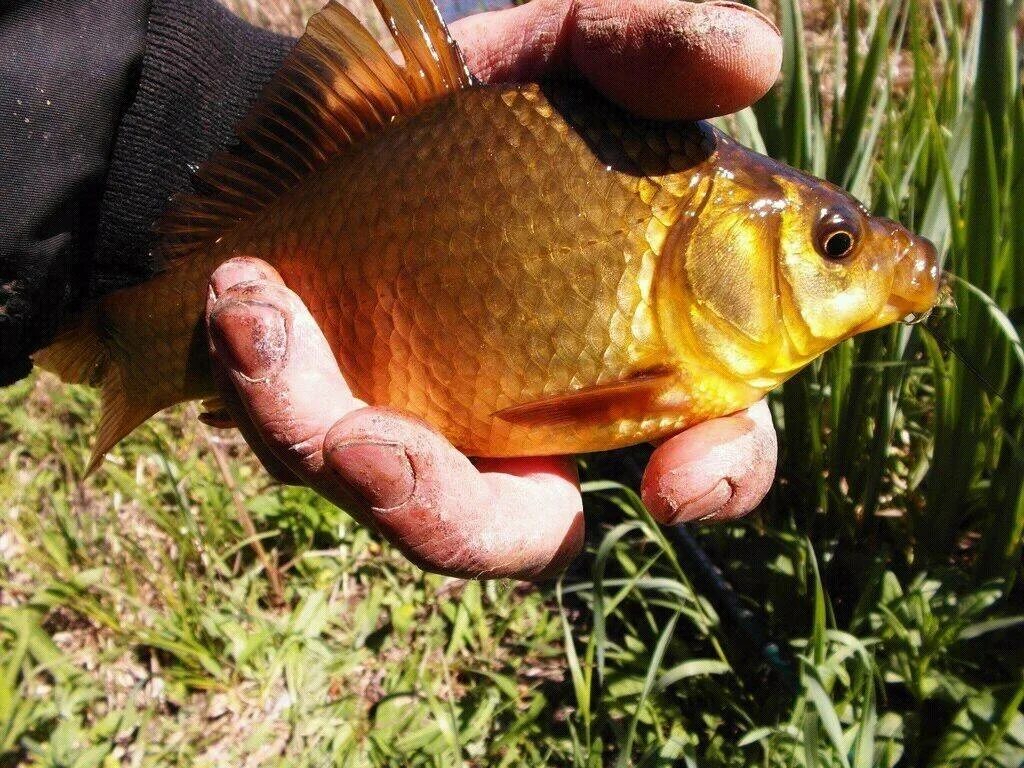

[493,365,678,429]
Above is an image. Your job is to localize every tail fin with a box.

[33,310,156,474]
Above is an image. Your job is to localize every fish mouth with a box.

[856,232,940,333]
[856,299,933,333]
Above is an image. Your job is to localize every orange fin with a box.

[493,365,678,429]
[159,0,472,263]
[33,308,162,475]
[36,0,472,472]
[37,0,472,471]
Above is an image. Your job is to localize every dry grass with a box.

[222,0,380,35]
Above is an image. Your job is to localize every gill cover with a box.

[656,135,790,387]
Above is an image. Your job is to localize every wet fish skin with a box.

[88,81,935,458]
[95,83,731,456]
[35,0,940,471]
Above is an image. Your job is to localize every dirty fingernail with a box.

[684,479,733,528]
[648,475,735,525]
[209,300,287,380]
[210,258,278,297]
[706,0,781,37]
[327,441,415,510]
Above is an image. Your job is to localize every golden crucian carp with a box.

[35,0,940,474]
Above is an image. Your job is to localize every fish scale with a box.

[251,86,696,454]
[35,0,939,474]
[203,82,703,456]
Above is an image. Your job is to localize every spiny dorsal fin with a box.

[160,0,472,260]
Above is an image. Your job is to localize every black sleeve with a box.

[0,0,293,385]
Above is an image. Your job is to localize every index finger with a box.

[450,0,783,120]
[641,400,777,525]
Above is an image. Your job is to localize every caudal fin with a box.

[33,309,157,475]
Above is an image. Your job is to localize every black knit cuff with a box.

[92,0,293,297]
[0,0,150,385]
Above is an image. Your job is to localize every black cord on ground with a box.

[667,523,800,695]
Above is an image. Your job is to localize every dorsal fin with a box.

[160,0,472,260]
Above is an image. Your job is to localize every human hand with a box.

[205,0,782,581]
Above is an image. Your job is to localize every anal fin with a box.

[493,365,678,429]
[89,382,158,475]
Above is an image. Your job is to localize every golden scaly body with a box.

[105,83,759,456]
[38,0,938,470]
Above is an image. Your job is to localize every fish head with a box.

[656,133,940,390]
[770,172,941,360]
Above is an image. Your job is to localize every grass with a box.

[2,0,1023,765]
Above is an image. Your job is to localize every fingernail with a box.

[706,1,781,37]
[210,258,274,298]
[672,477,734,524]
[327,441,415,510]
[209,300,287,380]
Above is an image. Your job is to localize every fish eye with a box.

[823,230,854,258]
[815,211,860,261]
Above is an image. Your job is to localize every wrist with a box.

[92,0,294,299]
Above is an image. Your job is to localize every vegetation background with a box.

[2,0,1023,765]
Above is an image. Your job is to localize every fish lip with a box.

[850,302,903,334]
[902,307,934,325]
[888,233,940,319]
[852,297,935,335]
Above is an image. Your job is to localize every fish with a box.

[34,0,941,474]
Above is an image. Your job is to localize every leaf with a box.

[804,668,853,768]
[615,611,681,768]
[655,659,731,691]
[958,615,1024,641]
